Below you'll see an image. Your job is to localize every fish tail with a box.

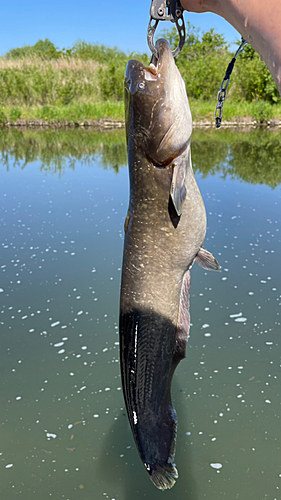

[148,462,178,490]
[134,401,178,490]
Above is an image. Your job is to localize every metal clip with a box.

[147,0,186,58]
[214,37,247,128]
[214,80,229,128]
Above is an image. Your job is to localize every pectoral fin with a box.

[195,248,220,271]
[170,161,186,216]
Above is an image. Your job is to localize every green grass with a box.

[0,101,125,123]
[189,99,281,123]
[1,34,280,126]
[1,99,281,125]
[34,101,125,122]
[1,37,281,126]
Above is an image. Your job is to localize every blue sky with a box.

[1,0,240,56]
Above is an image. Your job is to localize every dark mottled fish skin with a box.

[119,39,218,489]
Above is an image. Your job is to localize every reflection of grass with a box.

[192,128,281,188]
[0,128,127,174]
[1,127,281,188]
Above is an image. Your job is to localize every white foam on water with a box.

[230,312,242,318]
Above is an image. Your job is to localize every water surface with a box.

[0,128,280,500]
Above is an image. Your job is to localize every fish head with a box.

[124,38,192,166]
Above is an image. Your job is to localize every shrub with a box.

[9,107,21,122]
[5,39,63,60]
[166,24,231,100]
[98,62,126,100]
[232,44,279,103]
[252,101,273,123]
[0,108,7,124]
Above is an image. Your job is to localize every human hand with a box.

[180,0,218,14]
[180,0,281,94]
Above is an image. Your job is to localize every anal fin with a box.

[175,270,191,362]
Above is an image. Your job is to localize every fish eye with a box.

[138,81,146,90]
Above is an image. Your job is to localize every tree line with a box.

[0,24,279,124]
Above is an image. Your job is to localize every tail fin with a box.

[149,463,178,490]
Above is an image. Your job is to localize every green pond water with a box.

[0,128,280,500]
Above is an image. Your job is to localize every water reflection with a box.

[0,128,280,499]
[1,128,281,187]
[0,128,127,174]
[192,129,281,187]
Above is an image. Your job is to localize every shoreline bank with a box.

[1,116,281,130]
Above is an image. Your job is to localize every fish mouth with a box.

[143,61,158,81]
[125,39,175,88]
[143,39,174,81]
